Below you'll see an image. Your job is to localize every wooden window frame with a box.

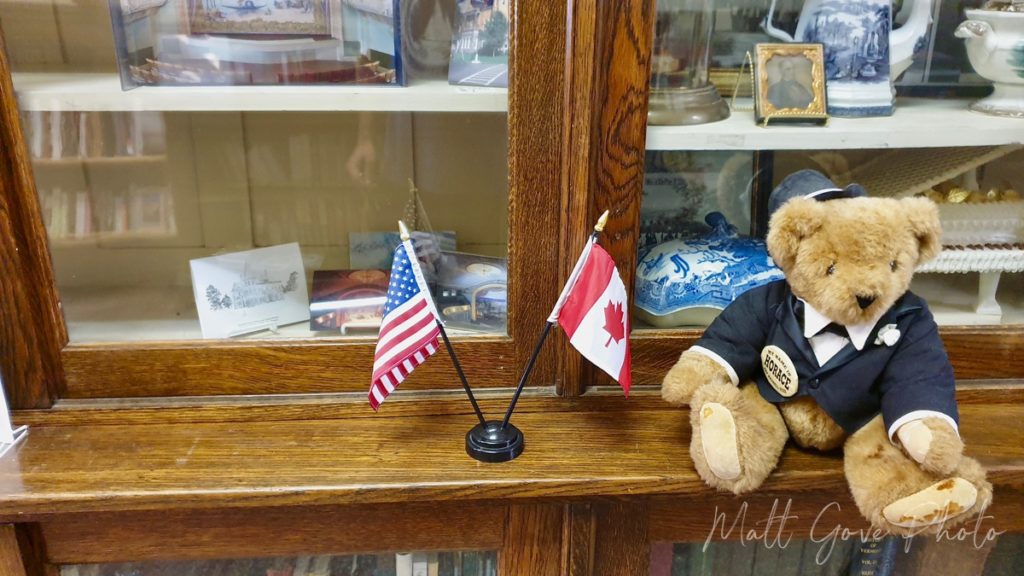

[3,0,1024,411]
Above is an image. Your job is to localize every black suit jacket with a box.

[693,280,958,434]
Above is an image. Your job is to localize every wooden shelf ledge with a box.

[0,403,1022,520]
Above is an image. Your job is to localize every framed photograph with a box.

[754,43,828,125]
[448,0,510,87]
[187,0,332,36]
[190,243,310,338]
[309,269,389,334]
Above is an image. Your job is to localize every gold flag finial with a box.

[595,210,610,232]
[398,220,411,241]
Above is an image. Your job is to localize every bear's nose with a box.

[856,295,876,310]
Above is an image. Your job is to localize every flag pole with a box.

[437,323,487,428]
[399,221,486,429]
[499,210,609,431]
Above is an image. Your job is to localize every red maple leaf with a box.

[603,300,626,347]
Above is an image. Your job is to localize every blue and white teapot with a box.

[763,0,933,117]
[635,213,784,328]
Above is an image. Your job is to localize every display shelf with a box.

[913,271,1024,326]
[0,403,1021,517]
[32,155,167,167]
[13,73,508,113]
[60,286,501,342]
[645,98,1024,151]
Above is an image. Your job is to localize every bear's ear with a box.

[766,197,825,270]
[901,197,941,265]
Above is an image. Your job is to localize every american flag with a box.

[369,239,441,410]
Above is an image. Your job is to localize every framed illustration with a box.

[754,43,828,125]
[187,0,331,36]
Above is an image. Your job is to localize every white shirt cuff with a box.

[888,410,960,443]
[689,346,740,386]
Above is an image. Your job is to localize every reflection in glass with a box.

[22,111,509,342]
[61,551,499,576]
[772,147,1024,327]
[22,111,174,243]
[636,147,1024,330]
[650,534,1022,575]
[634,151,767,330]
[648,0,729,125]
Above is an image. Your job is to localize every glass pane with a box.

[635,147,1024,332]
[3,0,512,343]
[650,534,1023,575]
[635,149,768,330]
[705,2,990,100]
[62,551,499,576]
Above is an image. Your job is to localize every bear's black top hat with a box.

[768,169,866,217]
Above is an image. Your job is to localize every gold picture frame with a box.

[754,43,828,126]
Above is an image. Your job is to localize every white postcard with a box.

[190,243,310,339]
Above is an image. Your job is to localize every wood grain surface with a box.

[13,380,1018,428]
[0,404,1020,519]
[12,525,54,576]
[500,505,564,576]
[564,503,595,576]
[60,324,1024,399]
[0,525,28,576]
[556,0,657,395]
[505,0,566,391]
[554,0,599,397]
[0,27,67,409]
[61,338,516,398]
[630,328,1024,386]
[592,501,649,576]
[588,1,654,303]
[42,503,505,564]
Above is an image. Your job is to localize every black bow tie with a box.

[793,299,847,338]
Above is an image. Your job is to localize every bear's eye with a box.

[890,260,898,272]
[826,262,836,276]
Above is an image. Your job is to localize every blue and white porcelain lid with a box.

[635,213,785,317]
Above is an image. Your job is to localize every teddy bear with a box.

[661,169,992,535]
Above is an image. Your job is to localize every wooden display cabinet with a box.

[0,2,1022,575]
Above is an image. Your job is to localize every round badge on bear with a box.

[761,345,799,397]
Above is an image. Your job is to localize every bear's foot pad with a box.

[700,402,741,480]
[882,477,978,528]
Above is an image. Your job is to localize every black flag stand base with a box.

[465,420,525,463]
[465,321,552,463]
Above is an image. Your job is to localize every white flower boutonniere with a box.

[875,323,901,347]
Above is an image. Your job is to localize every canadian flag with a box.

[548,237,632,395]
